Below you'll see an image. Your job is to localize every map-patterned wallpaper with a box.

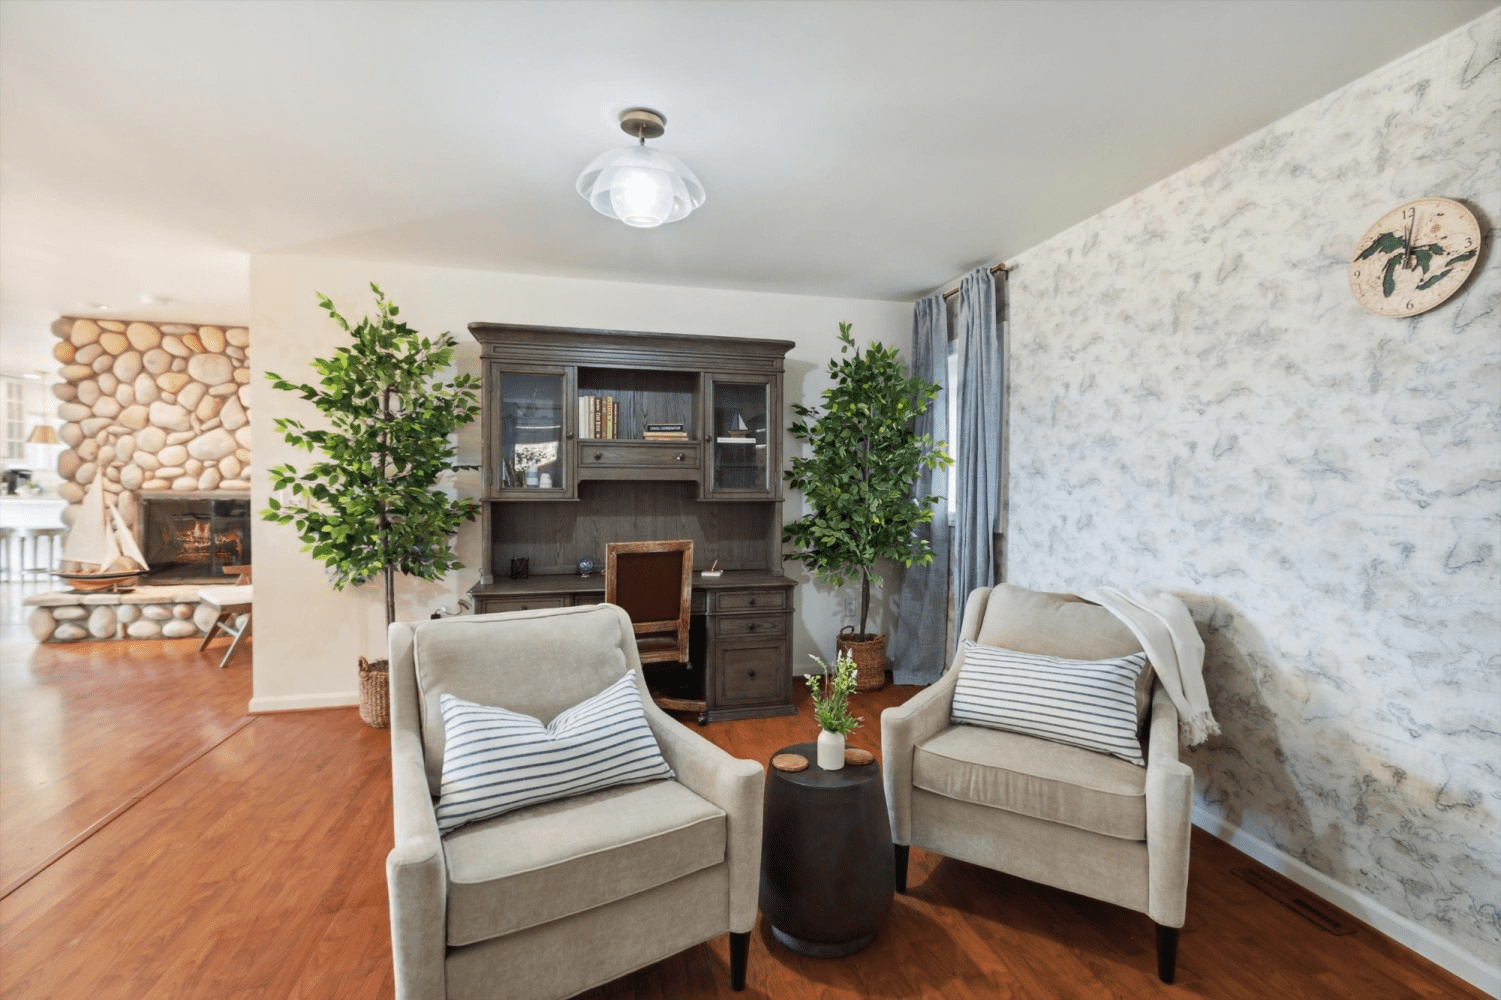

[1004,11,1498,970]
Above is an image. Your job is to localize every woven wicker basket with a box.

[837,629,887,692]
[359,656,390,729]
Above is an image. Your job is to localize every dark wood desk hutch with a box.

[469,323,798,723]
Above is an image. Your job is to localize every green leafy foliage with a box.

[806,652,862,736]
[262,283,481,625]
[782,322,951,636]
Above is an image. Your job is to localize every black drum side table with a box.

[758,741,894,957]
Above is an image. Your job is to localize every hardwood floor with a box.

[0,596,1485,999]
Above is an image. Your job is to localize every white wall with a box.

[1004,12,1498,989]
[247,254,910,712]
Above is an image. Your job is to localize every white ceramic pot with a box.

[817,728,845,770]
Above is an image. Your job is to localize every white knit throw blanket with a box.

[1083,586,1221,747]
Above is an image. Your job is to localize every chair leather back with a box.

[606,539,693,663]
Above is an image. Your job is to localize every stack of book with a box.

[642,422,689,441]
[579,395,620,439]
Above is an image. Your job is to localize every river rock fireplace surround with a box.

[24,315,255,644]
[23,493,253,643]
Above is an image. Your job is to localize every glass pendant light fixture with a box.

[577,108,705,228]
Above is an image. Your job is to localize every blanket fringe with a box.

[1181,711,1221,747]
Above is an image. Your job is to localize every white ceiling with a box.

[1,0,1495,376]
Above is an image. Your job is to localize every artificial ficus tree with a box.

[782,322,951,638]
[263,283,481,627]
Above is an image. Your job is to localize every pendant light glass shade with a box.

[577,109,705,228]
[577,144,705,228]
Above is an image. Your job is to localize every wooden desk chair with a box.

[606,539,699,713]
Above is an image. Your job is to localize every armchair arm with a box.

[387,621,447,1000]
[881,663,960,844]
[1144,682,1193,928]
[881,586,994,844]
[644,704,765,934]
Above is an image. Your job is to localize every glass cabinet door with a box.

[491,365,573,498]
[705,374,779,499]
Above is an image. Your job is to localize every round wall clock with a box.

[1349,197,1481,317]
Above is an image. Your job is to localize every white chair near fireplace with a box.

[197,584,253,667]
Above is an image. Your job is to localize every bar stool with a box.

[197,585,254,668]
[24,527,65,580]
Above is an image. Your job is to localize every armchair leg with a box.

[729,931,750,991]
[894,844,910,894]
[1155,923,1179,983]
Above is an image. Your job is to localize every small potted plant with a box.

[806,651,862,770]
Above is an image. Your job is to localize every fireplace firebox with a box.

[138,495,252,584]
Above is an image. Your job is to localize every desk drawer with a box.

[716,641,785,704]
[716,614,785,639]
[716,590,787,613]
[475,596,569,615]
[581,442,701,469]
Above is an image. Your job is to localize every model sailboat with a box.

[55,471,149,591]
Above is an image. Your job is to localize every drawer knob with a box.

[747,623,757,631]
[747,670,756,678]
[748,598,757,606]
[675,452,685,461]
[594,451,603,460]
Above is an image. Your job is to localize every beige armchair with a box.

[387,603,764,1000]
[881,585,1195,983]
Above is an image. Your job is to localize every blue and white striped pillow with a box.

[950,640,1148,765]
[436,673,675,834]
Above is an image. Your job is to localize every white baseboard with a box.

[1193,805,1500,997]
[247,692,359,714]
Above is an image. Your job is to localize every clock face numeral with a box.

[1349,198,1482,317]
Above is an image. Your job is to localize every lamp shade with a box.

[26,424,58,444]
[577,144,705,228]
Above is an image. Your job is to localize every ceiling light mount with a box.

[577,106,705,229]
[618,108,666,143]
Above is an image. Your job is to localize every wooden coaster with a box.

[844,748,875,766]
[772,753,809,772]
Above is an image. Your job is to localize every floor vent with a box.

[1234,867,1356,936]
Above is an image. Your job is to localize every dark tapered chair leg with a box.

[894,844,910,894]
[729,931,750,991]
[1155,923,1179,983]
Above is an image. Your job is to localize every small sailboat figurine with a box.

[54,471,149,592]
[725,412,751,438]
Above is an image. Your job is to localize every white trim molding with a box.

[1193,806,1500,997]
[247,692,359,714]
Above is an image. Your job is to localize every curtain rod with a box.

[941,262,1008,301]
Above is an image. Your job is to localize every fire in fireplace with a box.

[138,495,252,583]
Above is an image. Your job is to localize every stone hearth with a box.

[23,585,240,643]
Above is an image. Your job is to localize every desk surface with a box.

[471,569,795,598]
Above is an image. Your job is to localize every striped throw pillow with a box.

[950,640,1148,765]
[436,673,676,834]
